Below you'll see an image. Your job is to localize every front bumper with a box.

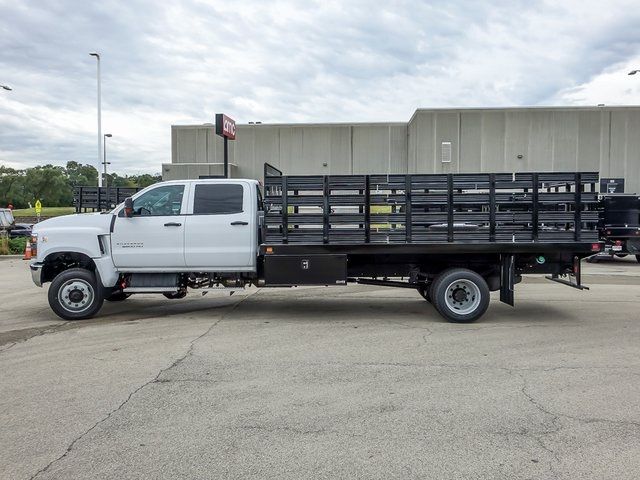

[30,262,44,287]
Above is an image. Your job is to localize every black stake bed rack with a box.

[263,164,600,247]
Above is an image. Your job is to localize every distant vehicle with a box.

[0,208,14,228]
[29,164,603,323]
[9,223,33,239]
[590,194,640,263]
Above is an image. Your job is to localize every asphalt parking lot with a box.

[1,257,639,479]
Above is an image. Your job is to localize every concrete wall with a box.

[164,123,407,180]
[407,107,640,177]
[165,106,640,193]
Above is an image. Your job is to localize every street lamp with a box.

[628,70,639,75]
[89,52,102,187]
[103,133,112,188]
[1,85,11,91]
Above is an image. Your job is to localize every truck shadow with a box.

[231,295,575,326]
[41,289,578,328]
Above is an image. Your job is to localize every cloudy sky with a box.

[1,0,639,174]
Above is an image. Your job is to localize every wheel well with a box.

[42,252,97,284]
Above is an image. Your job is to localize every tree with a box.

[0,162,161,208]
[132,173,162,188]
[66,161,98,187]
[23,165,73,207]
[105,172,135,188]
[0,166,27,208]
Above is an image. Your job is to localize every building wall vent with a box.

[441,141,452,163]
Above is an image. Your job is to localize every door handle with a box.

[164,222,182,227]
[230,221,249,226]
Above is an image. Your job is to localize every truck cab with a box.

[30,178,262,320]
[110,179,261,271]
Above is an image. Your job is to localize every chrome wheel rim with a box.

[58,279,94,313]
[444,279,480,315]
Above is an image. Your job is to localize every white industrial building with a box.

[164,106,640,193]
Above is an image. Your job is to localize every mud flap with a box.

[500,254,515,306]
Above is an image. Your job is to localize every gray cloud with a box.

[1,0,639,173]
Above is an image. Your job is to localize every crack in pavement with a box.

[28,292,256,480]
[497,368,563,478]
[515,370,640,430]
[0,341,16,352]
[1,296,248,352]
[240,424,365,438]
[496,367,640,476]
[0,323,68,351]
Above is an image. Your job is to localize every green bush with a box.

[8,237,28,254]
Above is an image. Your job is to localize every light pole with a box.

[629,70,640,75]
[89,52,102,187]
[1,85,11,91]
[103,133,112,188]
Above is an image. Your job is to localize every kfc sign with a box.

[215,113,236,140]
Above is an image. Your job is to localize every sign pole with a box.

[224,136,229,178]
[215,113,236,179]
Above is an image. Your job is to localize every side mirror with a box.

[124,197,134,218]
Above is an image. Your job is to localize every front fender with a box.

[38,229,119,289]
[37,227,104,260]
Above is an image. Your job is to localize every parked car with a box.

[9,223,33,239]
[0,208,14,228]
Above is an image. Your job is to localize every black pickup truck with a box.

[590,194,640,263]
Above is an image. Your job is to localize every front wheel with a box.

[48,268,104,320]
[431,268,490,323]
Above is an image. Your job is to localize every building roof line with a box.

[408,105,640,122]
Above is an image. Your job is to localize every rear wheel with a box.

[615,253,628,258]
[431,268,490,323]
[48,268,104,320]
[636,255,640,264]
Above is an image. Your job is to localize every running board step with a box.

[545,275,589,290]
[200,286,246,296]
[123,287,179,293]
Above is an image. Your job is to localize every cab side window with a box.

[193,184,244,215]
[130,185,185,216]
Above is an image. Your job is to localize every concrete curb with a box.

[0,255,25,261]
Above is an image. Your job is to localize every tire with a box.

[615,254,628,258]
[163,291,187,299]
[431,268,490,323]
[636,255,640,264]
[105,291,131,302]
[48,268,104,320]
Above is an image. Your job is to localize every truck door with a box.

[111,183,188,269]
[184,182,255,270]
